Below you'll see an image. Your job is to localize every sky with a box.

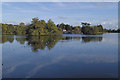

[2,2,118,29]
[1,0,119,2]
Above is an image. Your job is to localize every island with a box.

[1,17,120,35]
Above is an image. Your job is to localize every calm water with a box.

[2,33,118,78]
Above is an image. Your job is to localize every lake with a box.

[1,33,118,78]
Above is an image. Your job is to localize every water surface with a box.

[2,33,118,78]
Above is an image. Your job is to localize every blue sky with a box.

[2,2,118,29]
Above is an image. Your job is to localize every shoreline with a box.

[0,32,119,36]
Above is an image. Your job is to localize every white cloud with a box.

[101,21,106,25]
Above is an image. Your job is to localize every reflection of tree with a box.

[1,35,62,52]
[16,37,26,44]
[62,37,72,40]
[2,35,14,43]
[82,37,103,43]
[72,37,81,40]
[26,36,62,52]
[1,35,103,52]
[62,37,81,40]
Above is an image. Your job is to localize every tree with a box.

[15,22,27,35]
[57,23,65,30]
[6,24,15,34]
[26,18,62,35]
[82,26,94,35]
[97,25,103,33]
[2,24,8,33]
[20,22,25,27]
[81,22,90,27]
[1,18,105,35]
[28,18,46,35]
[46,19,60,35]
[93,26,98,34]
[72,26,81,34]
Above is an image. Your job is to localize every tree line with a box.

[1,17,120,35]
[1,18,62,36]
[103,28,120,33]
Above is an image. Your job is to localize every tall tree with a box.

[46,19,60,34]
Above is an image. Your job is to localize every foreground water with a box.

[2,33,118,78]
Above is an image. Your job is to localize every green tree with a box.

[46,19,61,35]
[6,24,15,34]
[57,23,65,30]
[28,18,46,35]
[93,26,99,34]
[81,22,90,27]
[82,26,94,35]
[15,22,27,35]
[97,25,103,33]
[72,26,81,34]
[2,24,8,33]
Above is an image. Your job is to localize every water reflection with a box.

[16,37,26,44]
[82,37,102,43]
[62,37,81,40]
[1,35,103,51]
[26,36,62,52]
[2,34,118,78]
[2,35,14,43]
